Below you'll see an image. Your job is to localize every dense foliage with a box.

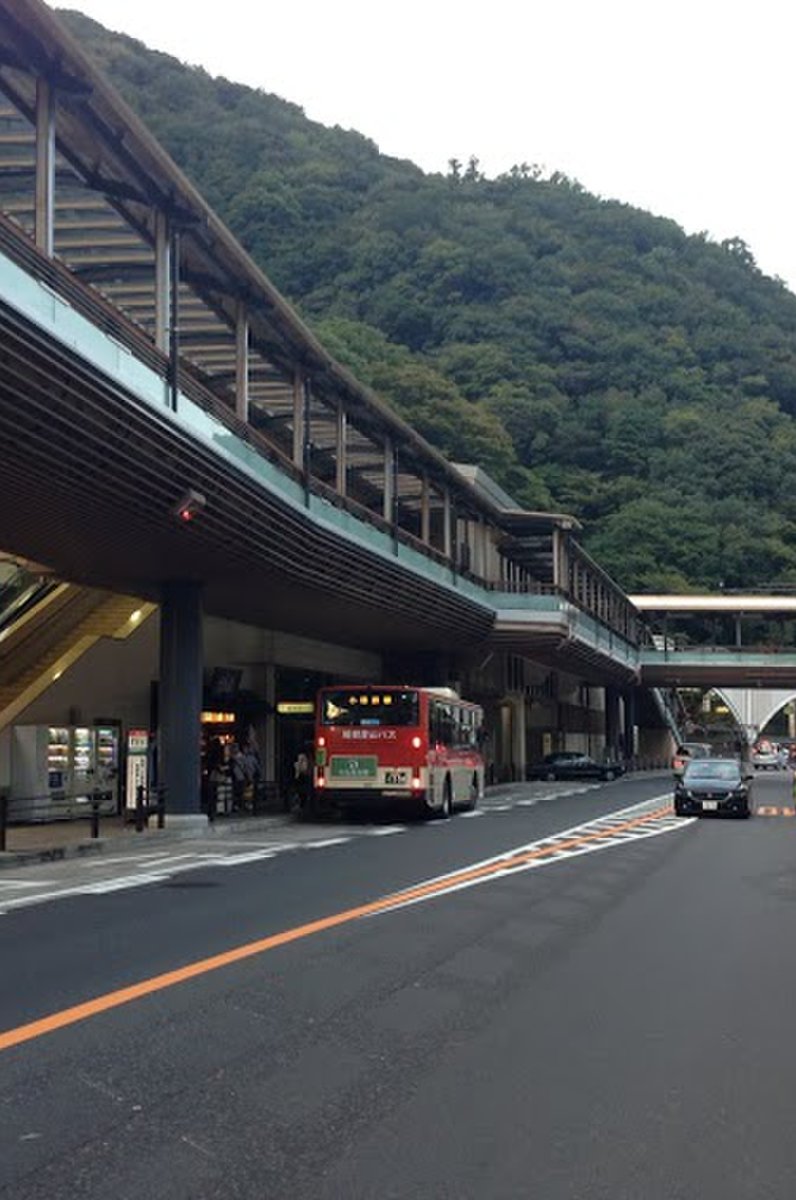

[61,11,796,591]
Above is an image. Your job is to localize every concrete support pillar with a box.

[476,517,486,579]
[552,529,563,590]
[264,662,277,808]
[159,581,204,819]
[292,371,304,468]
[335,404,347,495]
[383,439,394,523]
[487,529,499,584]
[168,228,181,412]
[420,475,431,545]
[622,688,638,760]
[511,696,526,782]
[235,302,249,422]
[443,490,452,559]
[35,77,55,256]
[604,686,621,758]
[154,211,170,352]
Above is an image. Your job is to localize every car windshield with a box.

[684,761,740,782]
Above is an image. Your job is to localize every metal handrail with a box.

[0,788,114,851]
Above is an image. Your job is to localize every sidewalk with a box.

[0,808,296,871]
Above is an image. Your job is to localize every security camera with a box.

[173,488,206,523]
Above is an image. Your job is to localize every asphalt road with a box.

[2,770,796,1199]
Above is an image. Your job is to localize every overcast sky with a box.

[61,0,796,292]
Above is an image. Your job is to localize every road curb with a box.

[0,839,106,871]
[0,812,297,872]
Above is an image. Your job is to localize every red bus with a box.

[314,685,484,817]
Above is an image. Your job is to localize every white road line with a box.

[375,806,696,915]
[459,810,485,818]
[0,880,54,890]
[380,793,676,894]
[129,852,208,866]
[216,850,279,866]
[80,851,182,867]
[303,837,352,849]
[83,873,169,894]
[366,826,407,836]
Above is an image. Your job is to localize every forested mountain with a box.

[60,10,796,592]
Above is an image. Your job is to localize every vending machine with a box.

[72,727,94,800]
[10,725,119,820]
[94,724,120,813]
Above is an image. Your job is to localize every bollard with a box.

[156,786,166,830]
[135,783,146,833]
[90,795,100,839]
[207,782,216,825]
[0,790,7,853]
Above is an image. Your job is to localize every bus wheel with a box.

[422,779,452,820]
[464,774,478,811]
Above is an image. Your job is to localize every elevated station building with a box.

[0,0,658,818]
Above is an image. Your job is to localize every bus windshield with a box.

[320,689,419,727]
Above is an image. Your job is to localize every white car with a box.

[752,749,780,770]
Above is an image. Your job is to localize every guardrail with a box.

[0,787,115,852]
[0,785,167,851]
[130,784,166,833]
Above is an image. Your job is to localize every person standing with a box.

[229,741,247,811]
[292,746,313,816]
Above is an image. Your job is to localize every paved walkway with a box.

[0,808,295,868]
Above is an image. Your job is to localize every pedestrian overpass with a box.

[633,595,796,688]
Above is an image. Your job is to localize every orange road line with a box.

[0,804,672,1054]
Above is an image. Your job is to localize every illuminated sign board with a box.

[277,701,315,715]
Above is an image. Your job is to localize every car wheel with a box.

[464,773,478,811]
[603,769,616,782]
[545,771,556,782]
[439,778,453,819]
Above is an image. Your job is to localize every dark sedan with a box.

[673,757,752,818]
[527,752,625,782]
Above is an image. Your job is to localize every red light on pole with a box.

[173,489,206,524]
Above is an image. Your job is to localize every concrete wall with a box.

[0,611,382,792]
[9,613,382,734]
[468,654,614,782]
